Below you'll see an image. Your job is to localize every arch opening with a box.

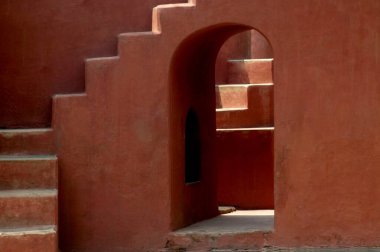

[169,23,274,231]
[215,30,274,213]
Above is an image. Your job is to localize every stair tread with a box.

[0,155,57,161]
[53,93,86,98]
[216,108,247,112]
[228,58,273,62]
[155,3,195,9]
[0,128,55,155]
[216,127,274,132]
[0,225,56,235]
[118,31,157,38]
[216,83,273,87]
[0,189,57,198]
[0,128,52,134]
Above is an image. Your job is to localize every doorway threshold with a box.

[166,210,274,251]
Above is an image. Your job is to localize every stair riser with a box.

[118,32,159,58]
[153,4,195,33]
[0,159,57,190]
[0,232,57,252]
[0,130,55,155]
[217,110,273,128]
[166,232,273,251]
[85,57,119,97]
[216,85,273,128]
[216,86,247,109]
[0,194,57,228]
[227,60,273,84]
[247,84,273,123]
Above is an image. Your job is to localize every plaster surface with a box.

[0,0,187,128]
[166,210,274,250]
[39,0,380,251]
[173,210,274,234]
[216,129,274,209]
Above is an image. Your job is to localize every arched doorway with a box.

[169,24,274,230]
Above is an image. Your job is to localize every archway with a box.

[169,23,274,230]
[215,30,274,212]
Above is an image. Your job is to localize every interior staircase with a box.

[0,129,58,251]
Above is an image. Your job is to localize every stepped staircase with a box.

[216,58,273,129]
[0,1,275,251]
[0,129,58,251]
[216,58,274,209]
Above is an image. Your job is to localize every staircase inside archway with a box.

[216,57,274,211]
[166,30,275,251]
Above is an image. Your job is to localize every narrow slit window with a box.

[185,109,201,184]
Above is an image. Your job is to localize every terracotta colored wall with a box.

[215,31,251,84]
[216,130,274,209]
[272,0,380,247]
[30,0,380,251]
[251,29,273,59]
[215,30,272,84]
[169,27,238,229]
[0,0,186,128]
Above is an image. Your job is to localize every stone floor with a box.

[174,210,274,235]
[165,210,274,251]
[164,210,380,252]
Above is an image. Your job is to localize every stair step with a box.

[0,189,57,228]
[167,230,272,251]
[166,211,273,251]
[0,128,55,155]
[0,155,57,190]
[216,107,247,112]
[227,58,273,84]
[216,108,273,128]
[216,84,273,109]
[0,225,56,235]
[216,127,274,132]
[0,225,57,252]
[153,3,196,33]
[216,85,248,109]
[216,84,273,128]
[84,57,119,96]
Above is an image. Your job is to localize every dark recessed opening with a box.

[185,108,201,184]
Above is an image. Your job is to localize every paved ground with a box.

[173,210,274,235]
[169,210,380,252]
